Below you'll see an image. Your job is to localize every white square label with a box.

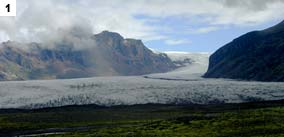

[0,0,16,16]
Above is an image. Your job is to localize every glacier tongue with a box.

[0,52,284,109]
[146,51,210,80]
[0,76,284,109]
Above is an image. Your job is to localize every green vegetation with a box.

[0,101,284,136]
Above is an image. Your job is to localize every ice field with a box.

[0,52,284,109]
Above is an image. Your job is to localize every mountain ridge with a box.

[204,20,284,81]
[0,31,177,81]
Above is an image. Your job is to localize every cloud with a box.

[210,0,284,26]
[0,0,283,48]
[193,26,219,34]
[165,39,192,45]
[223,0,282,11]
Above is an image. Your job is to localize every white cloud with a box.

[193,26,219,34]
[0,0,283,46]
[165,39,192,45]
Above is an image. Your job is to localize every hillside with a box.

[0,31,176,81]
[204,20,284,81]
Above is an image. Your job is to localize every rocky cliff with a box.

[0,31,176,81]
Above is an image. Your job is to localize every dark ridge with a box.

[204,20,284,81]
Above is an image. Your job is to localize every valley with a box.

[1,1,284,136]
[0,52,284,109]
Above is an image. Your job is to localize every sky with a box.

[0,0,284,52]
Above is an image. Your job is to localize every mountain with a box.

[204,20,284,81]
[0,31,176,81]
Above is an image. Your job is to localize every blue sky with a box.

[0,0,284,53]
[144,18,283,52]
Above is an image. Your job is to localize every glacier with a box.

[0,52,284,109]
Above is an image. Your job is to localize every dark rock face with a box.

[0,31,176,81]
[92,31,176,75]
[204,20,284,81]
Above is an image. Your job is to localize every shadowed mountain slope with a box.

[204,20,284,81]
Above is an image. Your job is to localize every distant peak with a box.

[100,30,122,36]
[101,30,112,34]
[94,30,124,40]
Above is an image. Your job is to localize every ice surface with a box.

[147,51,210,79]
[0,52,284,109]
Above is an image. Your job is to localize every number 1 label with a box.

[6,4,10,12]
[0,0,16,16]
